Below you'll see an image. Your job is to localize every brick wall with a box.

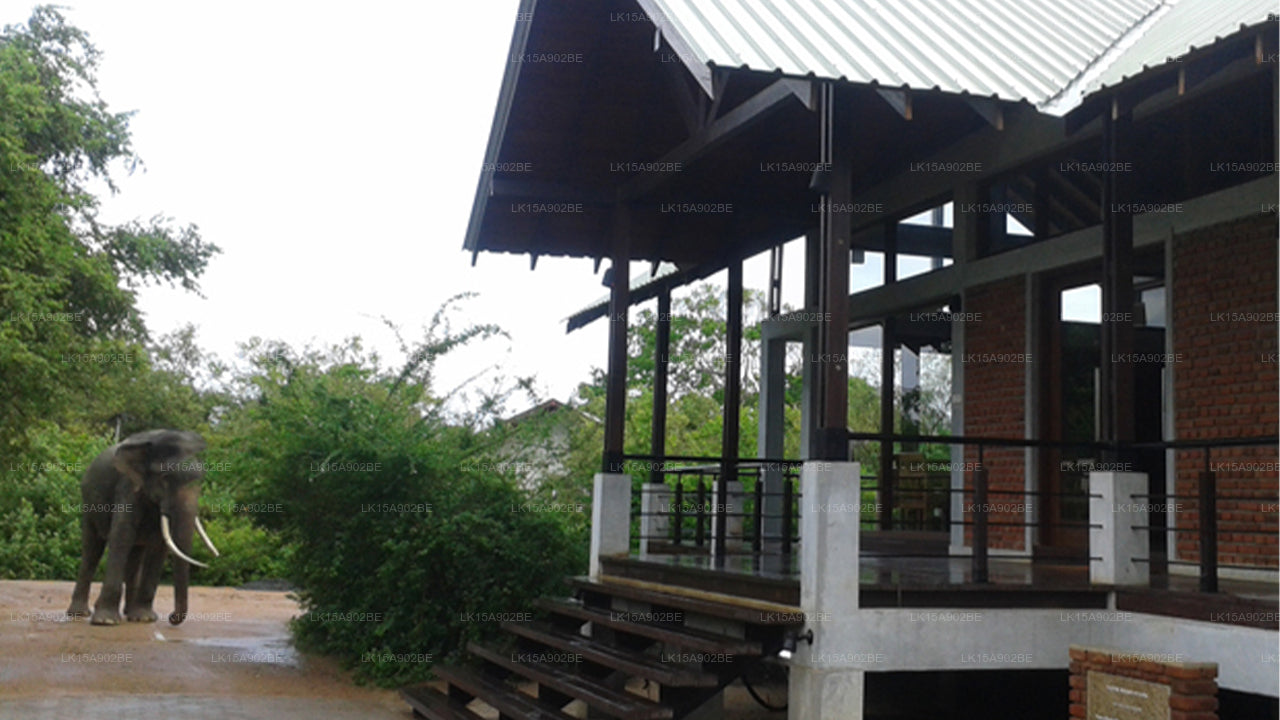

[963,276,1029,551]
[1069,645,1219,719]
[1171,213,1280,569]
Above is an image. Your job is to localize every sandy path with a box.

[0,580,410,719]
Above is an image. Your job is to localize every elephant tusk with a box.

[194,516,220,557]
[161,515,209,569]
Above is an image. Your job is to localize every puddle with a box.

[184,635,301,667]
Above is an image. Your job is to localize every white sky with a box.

[3,1,1109,414]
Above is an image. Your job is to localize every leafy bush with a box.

[221,322,584,686]
[0,423,105,579]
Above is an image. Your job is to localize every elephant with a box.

[66,429,220,626]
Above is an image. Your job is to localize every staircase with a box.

[401,574,804,719]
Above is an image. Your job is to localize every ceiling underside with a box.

[465,0,1277,281]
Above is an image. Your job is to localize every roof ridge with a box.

[1041,0,1176,114]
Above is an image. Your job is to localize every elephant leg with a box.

[67,520,105,618]
[91,511,137,626]
[125,540,164,623]
[122,544,144,618]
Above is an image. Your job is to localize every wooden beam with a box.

[657,33,708,136]
[1065,38,1270,134]
[717,258,743,563]
[619,77,815,201]
[966,97,1004,130]
[839,174,1276,327]
[844,107,1066,236]
[1099,105,1136,451]
[879,222,898,530]
[489,176,614,205]
[875,87,912,120]
[603,205,632,473]
[816,82,852,460]
[650,288,671,485]
[852,223,954,257]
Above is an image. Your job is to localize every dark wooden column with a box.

[717,258,744,562]
[815,82,853,461]
[649,287,671,484]
[880,222,897,530]
[1100,99,1136,457]
[603,205,631,474]
[802,229,821,459]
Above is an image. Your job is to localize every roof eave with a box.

[463,0,540,258]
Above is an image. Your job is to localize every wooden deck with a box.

[611,531,1278,629]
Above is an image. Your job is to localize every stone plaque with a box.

[1087,671,1171,720]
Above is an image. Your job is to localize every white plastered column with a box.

[790,461,865,720]
[590,472,631,578]
[1090,471,1150,585]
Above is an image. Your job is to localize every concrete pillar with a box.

[1089,471,1150,585]
[790,461,865,720]
[639,483,672,557]
[711,480,746,557]
[590,473,632,578]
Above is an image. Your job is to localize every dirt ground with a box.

[0,580,408,719]
[0,580,785,719]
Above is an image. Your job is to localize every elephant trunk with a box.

[161,514,200,625]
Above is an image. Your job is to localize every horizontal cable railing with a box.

[628,460,809,560]
[1125,440,1279,592]
[621,433,1276,592]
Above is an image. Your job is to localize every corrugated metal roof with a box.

[637,0,1164,107]
[1087,0,1276,93]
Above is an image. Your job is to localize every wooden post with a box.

[880,221,897,530]
[973,454,989,584]
[650,288,671,485]
[603,205,631,474]
[717,258,744,564]
[1198,458,1218,593]
[1100,100,1136,459]
[816,82,852,461]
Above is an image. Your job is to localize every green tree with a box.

[0,6,218,453]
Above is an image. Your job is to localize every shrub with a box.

[0,423,104,579]
[225,331,584,686]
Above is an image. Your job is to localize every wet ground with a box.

[0,580,407,719]
[0,580,785,719]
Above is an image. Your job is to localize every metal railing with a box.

[622,433,1276,591]
[849,431,1109,583]
[1125,438,1279,592]
[629,457,806,560]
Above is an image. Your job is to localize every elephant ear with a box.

[113,441,151,494]
[113,430,207,493]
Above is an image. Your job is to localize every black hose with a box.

[740,664,788,712]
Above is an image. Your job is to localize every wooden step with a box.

[535,597,763,656]
[569,576,806,626]
[469,641,674,720]
[429,665,578,720]
[400,684,487,720]
[503,620,720,687]
[600,556,800,605]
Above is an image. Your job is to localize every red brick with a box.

[1166,664,1218,680]
[1170,711,1218,720]
[1087,651,1113,666]
[1170,679,1218,696]
[1170,695,1219,712]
